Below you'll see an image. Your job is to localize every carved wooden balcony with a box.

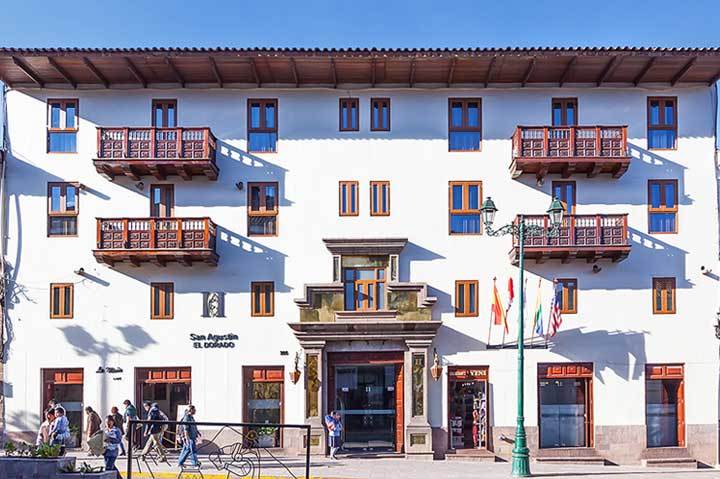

[93,217,219,267]
[510,214,630,264]
[94,127,219,181]
[510,126,631,180]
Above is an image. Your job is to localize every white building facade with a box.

[0,47,719,466]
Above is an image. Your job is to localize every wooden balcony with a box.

[93,217,219,267]
[510,126,631,180]
[510,214,630,264]
[93,127,219,181]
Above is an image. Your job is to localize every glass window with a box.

[370,181,390,216]
[50,283,73,319]
[150,283,173,319]
[248,99,278,152]
[152,99,177,127]
[647,97,677,149]
[557,278,577,314]
[551,98,578,126]
[339,181,359,216]
[648,180,678,233]
[247,182,279,236]
[251,281,275,317]
[455,280,478,317]
[552,181,576,215]
[449,181,482,235]
[448,98,482,151]
[47,100,78,153]
[370,98,390,131]
[47,183,79,236]
[343,267,386,311]
[340,98,359,131]
[652,277,676,314]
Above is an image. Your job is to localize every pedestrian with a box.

[472,408,480,448]
[102,415,122,479]
[85,406,102,451]
[110,406,126,455]
[48,398,62,411]
[139,401,168,462]
[122,399,140,449]
[324,410,343,460]
[49,406,71,454]
[178,405,201,468]
[36,408,56,446]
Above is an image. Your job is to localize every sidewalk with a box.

[66,450,718,479]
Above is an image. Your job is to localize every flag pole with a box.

[486,277,495,347]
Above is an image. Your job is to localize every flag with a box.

[532,279,543,336]
[490,278,507,333]
[505,278,515,317]
[548,280,563,337]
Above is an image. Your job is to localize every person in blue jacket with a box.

[102,415,122,478]
[324,410,343,460]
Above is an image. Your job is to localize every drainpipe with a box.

[0,81,7,441]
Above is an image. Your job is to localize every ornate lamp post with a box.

[480,196,565,477]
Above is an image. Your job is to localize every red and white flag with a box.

[505,278,514,317]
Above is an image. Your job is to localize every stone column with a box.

[404,339,434,460]
[301,340,326,454]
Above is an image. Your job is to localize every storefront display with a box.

[448,366,488,450]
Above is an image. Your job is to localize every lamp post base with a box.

[511,447,531,477]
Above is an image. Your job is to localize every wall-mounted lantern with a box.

[289,352,302,384]
[430,348,443,381]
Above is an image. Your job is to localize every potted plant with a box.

[0,440,77,477]
[255,427,278,448]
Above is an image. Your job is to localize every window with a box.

[50,283,73,319]
[455,280,478,317]
[370,98,390,131]
[47,99,78,153]
[151,282,174,319]
[247,182,278,236]
[647,97,677,149]
[556,278,577,314]
[343,268,386,311]
[339,98,359,131]
[551,98,578,126]
[248,99,278,152]
[251,281,275,317]
[449,181,482,235]
[552,181,576,215]
[339,181,359,216]
[370,181,390,216]
[150,184,174,218]
[47,183,79,236]
[449,99,482,151]
[152,99,177,127]
[652,277,676,314]
[648,179,678,233]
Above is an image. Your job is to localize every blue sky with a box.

[1,0,719,48]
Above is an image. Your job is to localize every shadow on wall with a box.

[398,242,445,283]
[434,324,488,356]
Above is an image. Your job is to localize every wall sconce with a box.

[592,264,602,274]
[74,267,86,276]
[289,352,302,384]
[135,181,145,190]
[235,181,244,191]
[430,348,443,381]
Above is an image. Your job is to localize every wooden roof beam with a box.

[47,57,77,88]
[409,57,416,87]
[11,57,44,86]
[558,56,577,87]
[330,57,337,88]
[671,57,697,86]
[596,56,622,86]
[521,57,536,87]
[164,57,185,87]
[248,58,260,87]
[484,56,497,88]
[289,57,300,87]
[371,57,376,87]
[124,57,147,88]
[208,57,223,88]
[82,57,109,88]
[633,57,657,86]
[447,57,457,87]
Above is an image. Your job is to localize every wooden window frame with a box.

[448,98,483,152]
[150,282,174,320]
[369,181,390,216]
[47,182,80,237]
[652,277,676,314]
[370,98,391,131]
[647,179,678,234]
[551,98,578,126]
[448,181,482,236]
[343,267,386,312]
[552,181,577,215]
[339,181,359,217]
[557,278,578,314]
[339,98,359,132]
[49,283,74,319]
[247,182,279,237]
[251,281,275,317]
[247,98,278,153]
[46,99,79,154]
[647,97,678,150]
[455,280,479,317]
[151,99,178,127]
[149,184,175,218]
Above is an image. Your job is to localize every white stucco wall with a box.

[2,85,718,443]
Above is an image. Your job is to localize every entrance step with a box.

[340,451,405,459]
[534,448,606,465]
[445,448,499,462]
[641,447,697,468]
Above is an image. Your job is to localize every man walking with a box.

[122,399,140,449]
[85,407,102,451]
[178,405,201,468]
[324,410,343,460]
[139,401,167,462]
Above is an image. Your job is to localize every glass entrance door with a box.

[646,378,681,447]
[334,365,396,450]
[539,378,589,448]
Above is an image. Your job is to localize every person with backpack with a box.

[139,401,168,462]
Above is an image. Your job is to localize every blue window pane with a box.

[350,184,356,213]
[250,186,260,210]
[649,213,676,233]
[566,104,575,125]
[351,105,357,129]
[344,269,355,281]
[377,283,384,309]
[449,131,481,151]
[341,184,347,213]
[372,184,378,212]
[452,185,463,210]
[664,183,676,208]
[451,103,463,127]
[48,132,77,153]
[450,214,480,234]
[552,105,563,126]
[155,107,164,127]
[373,104,379,128]
[381,185,387,213]
[467,103,479,127]
[357,269,375,280]
[456,284,465,312]
[648,130,676,149]
[341,104,348,129]
[50,186,62,212]
[468,283,476,313]
[344,281,355,310]
[248,132,277,152]
[65,103,76,128]
[248,216,276,235]
[167,105,175,127]
[650,101,660,125]
[250,103,261,128]
[468,185,479,209]
[381,104,388,129]
[664,104,674,126]
[50,103,61,128]
[66,187,77,212]
[265,104,275,128]
[650,183,661,208]
[265,185,277,210]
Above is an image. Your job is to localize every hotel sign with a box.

[190,333,238,349]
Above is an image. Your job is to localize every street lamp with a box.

[480,196,565,477]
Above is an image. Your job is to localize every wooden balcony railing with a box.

[94,127,218,181]
[510,125,631,179]
[510,214,630,264]
[93,217,218,266]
